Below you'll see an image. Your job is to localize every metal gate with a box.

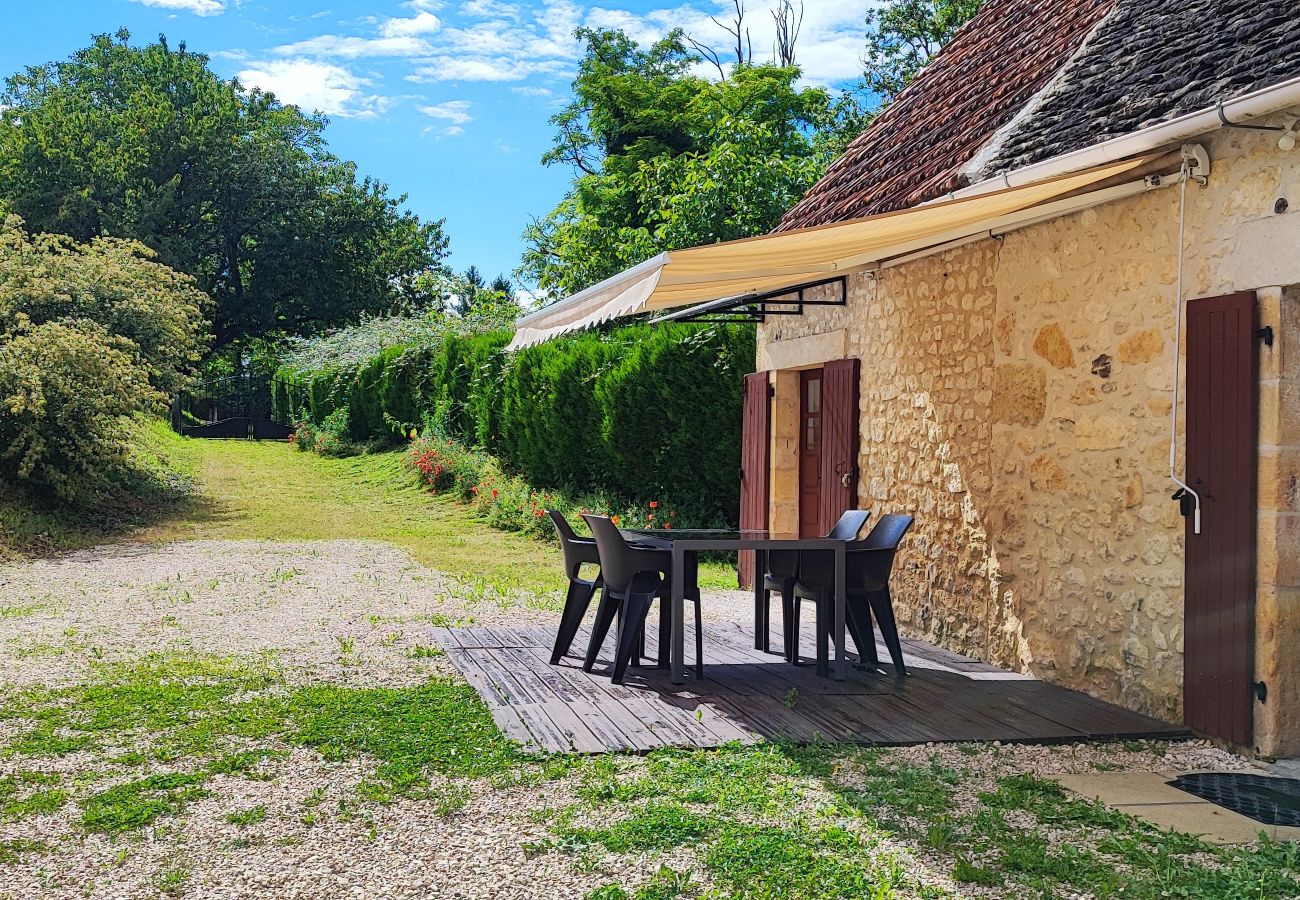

[174,373,293,440]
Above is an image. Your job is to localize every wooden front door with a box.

[820,358,861,534]
[798,369,823,538]
[1184,290,1258,748]
[738,371,771,589]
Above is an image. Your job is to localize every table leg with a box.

[753,548,766,651]
[671,543,685,684]
[833,543,846,681]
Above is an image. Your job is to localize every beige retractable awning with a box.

[508,155,1156,350]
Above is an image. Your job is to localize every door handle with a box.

[841,471,851,488]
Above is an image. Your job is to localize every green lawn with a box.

[139,436,570,596]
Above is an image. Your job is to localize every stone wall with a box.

[757,122,1300,754]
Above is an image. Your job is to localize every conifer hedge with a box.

[272,323,753,523]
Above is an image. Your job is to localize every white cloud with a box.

[237,59,389,118]
[380,10,442,37]
[495,139,519,154]
[509,84,552,97]
[419,99,473,124]
[274,35,434,58]
[408,56,565,82]
[128,0,225,15]
[462,0,521,18]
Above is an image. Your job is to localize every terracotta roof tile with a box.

[778,0,1116,231]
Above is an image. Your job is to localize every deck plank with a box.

[435,620,1190,754]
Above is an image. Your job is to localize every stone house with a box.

[510,0,1300,757]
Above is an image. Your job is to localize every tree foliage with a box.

[518,28,859,297]
[862,0,983,104]
[0,216,207,497]
[0,30,450,348]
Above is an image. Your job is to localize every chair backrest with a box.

[855,513,914,592]
[582,514,664,594]
[769,509,871,580]
[827,509,871,541]
[547,509,600,580]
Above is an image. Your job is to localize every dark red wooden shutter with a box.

[820,358,860,535]
[738,371,771,588]
[1184,291,1257,748]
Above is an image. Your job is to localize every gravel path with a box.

[0,539,1260,899]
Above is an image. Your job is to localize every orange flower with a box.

[664,522,672,530]
[610,515,620,525]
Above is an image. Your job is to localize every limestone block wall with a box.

[757,122,1300,750]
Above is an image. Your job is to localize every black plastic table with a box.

[622,528,850,684]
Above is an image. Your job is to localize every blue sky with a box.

[0,0,873,286]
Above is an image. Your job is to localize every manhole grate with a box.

[1168,773,1300,826]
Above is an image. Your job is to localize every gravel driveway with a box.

[0,540,1260,899]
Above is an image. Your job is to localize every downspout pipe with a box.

[945,75,1300,202]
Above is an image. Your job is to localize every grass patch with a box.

[0,771,67,820]
[556,802,717,854]
[0,649,520,831]
[577,743,807,815]
[284,679,518,786]
[705,823,907,899]
[80,772,211,833]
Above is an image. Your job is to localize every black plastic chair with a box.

[765,510,871,662]
[581,514,703,685]
[546,510,603,665]
[791,513,914,677]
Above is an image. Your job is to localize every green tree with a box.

[519,28,855,297]
[862,0,984,104]
[0,30,449,348]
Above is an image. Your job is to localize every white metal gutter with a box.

[943,74,1300,202]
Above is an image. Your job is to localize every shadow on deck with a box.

[431,619,1189,754]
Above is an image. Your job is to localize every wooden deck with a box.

[431,619,1190,754]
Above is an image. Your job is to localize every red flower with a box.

[492,489,499,499]
[664,522,672,530]
[649,501,658,509]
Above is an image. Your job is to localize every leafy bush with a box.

[276,322,751,524]
[0,216,207,498]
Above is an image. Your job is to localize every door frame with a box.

[798,368,824,538]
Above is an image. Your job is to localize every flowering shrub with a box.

[405,428,682,541]
[291,407,353,457]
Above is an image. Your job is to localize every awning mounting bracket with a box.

[649,275,847,325]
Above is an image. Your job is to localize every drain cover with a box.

[1168,773,1300,826]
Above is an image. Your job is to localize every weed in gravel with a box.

[207,748,284,778]
[408,643,443,659]
[0,837,49,864]
[225,805,268,826]
[81,773,211,833]
[0,603,43,618]
[0,771,66,820]
[585,866,694,900]
[153,860,190,895]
